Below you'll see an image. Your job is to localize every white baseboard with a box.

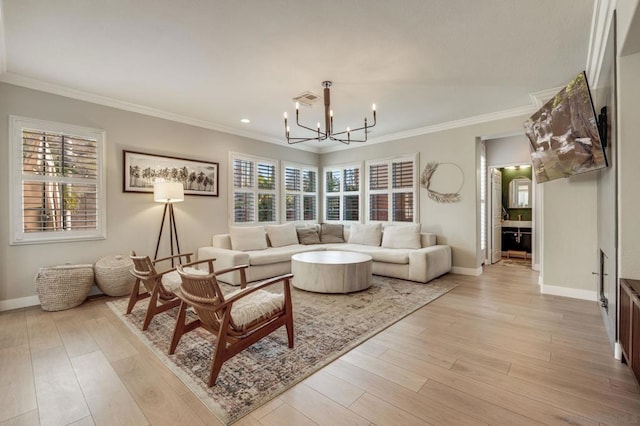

[0,295,40,311]
[451,266,483,276]
[615,342,623,360]
[539,282,597,301]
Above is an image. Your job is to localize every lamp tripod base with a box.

[154,203,181,267]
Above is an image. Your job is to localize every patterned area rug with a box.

[107,274,458,424]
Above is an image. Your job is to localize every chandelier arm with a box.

[330,112,377,137]
[287,135,328,144]
[330,134,367,144]
[295,122,325,135]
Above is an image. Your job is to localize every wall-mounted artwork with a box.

[420,162,464,203]
[123,150,219,196]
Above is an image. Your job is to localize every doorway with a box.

[487,164,536,268]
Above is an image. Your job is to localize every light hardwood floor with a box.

[2,263,639,425]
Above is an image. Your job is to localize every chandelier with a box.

[283,81,377,145]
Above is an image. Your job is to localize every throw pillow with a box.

[348,223,382,246]
[320,223,345,243]
[229,226,267,251]
[266,223,299,248]
[296,228,321,245]
[381,223,422,249]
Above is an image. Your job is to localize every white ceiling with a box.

[0,0,595,153]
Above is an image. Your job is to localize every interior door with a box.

[491,168,502,263]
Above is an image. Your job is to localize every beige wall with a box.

[485,134,531,167]
[0,82,318,303]
[540,175,599,297]
[618,52,640,279]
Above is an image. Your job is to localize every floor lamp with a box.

[153,182,184,266]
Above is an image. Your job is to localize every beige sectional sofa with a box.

[197,223,452,286]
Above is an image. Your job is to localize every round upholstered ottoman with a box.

[35,264,94,311]
[94,254,136,296]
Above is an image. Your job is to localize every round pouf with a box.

[94,254,136,297]
[35,264,94,311]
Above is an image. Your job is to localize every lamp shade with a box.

[153,182,184,203]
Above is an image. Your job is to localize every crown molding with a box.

[0,72,322,154]
[0,71,562,156]
[0,0,7,74]
[586,0,616,88]
[529,87,562,108]
[317,103,538,153]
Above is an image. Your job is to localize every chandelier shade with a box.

[283,81,377,145]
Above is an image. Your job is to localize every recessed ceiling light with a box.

[240,118,250,123]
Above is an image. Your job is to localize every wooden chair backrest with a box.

[176,267,240,332]
[129,251,173,299]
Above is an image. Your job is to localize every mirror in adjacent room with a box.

[508,177,532,208]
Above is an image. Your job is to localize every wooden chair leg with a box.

[126,278,147,314]
[169,301,188,354]
[143,287,160,331]
[286,312,294,348]
[209,313,231,386]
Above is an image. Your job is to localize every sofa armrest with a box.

[212,234,232,249]
[420,233,437,248]
[409,245,452,283]
[197,246,250,285]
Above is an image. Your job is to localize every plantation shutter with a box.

[365,155,418,224]
[231,154,278,224]
[21,130,98,233]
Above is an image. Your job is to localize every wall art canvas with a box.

[123,150,219,196]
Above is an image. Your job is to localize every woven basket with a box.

[35,264,94,311]
[94,254,136,297]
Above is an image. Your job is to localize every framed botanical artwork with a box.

[123,150,219,196]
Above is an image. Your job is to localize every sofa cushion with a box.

[330,244,411,264]
[382,223,421,249]
[320,223,345,243]
[266,223,298,248]
[348,223,382,246]
[297,228,321,245]
[229,226,267,251]
[247,244,322,266]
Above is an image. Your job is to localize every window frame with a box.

[9,116,107,245]
[322,162,362,223]
[281,161,318,224]
[365,153,419,224]
[229,152,279,225]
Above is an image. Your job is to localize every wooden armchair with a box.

[127,251,210,330]
[170,261,294,386]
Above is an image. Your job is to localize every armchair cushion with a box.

[266,223,298,248]
[226,288,285,329]
[162,267,209,292]
[229,226,268,251]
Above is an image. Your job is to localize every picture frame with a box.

[123,150,219,196]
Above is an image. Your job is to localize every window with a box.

[323,164,361,222]
[231,153,278,224]
[366,154,418,223]
[9,116,106,245]
[283,163,318,222]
